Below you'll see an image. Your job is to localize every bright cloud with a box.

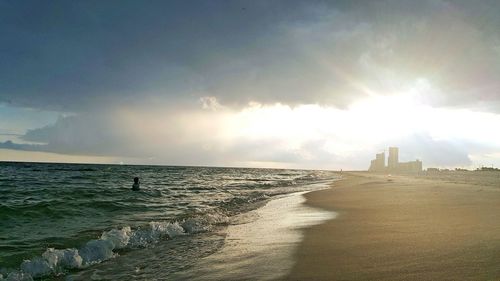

[3,95,500,169]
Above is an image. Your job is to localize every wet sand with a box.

[170,190,336,280]
[288,172,500,280]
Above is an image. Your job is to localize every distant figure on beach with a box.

[132,177,140,191]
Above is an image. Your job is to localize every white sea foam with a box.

[150,221,186,238]
[101,227,132,249]
[126,221,182,247]
[181,211,229,233]
[7,212,229,280]
[79,239,115,266]
[181,218,208,233]
[171,191,337,280]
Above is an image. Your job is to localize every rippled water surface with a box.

[0,162,338,280]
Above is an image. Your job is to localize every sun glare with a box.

[224,93,428,152]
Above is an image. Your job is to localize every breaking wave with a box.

[1,212,229,281]
[0,163,340,280]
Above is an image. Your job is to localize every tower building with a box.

[369,151,385,172]
[368,146,422,173]
[388,147,399,170]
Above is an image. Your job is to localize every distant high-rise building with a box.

[369,152,385,172]
[388,147,399,169]
[376,152,385,167]
[368,146,422,173]
[369,151,385,172]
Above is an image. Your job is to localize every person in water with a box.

[132,177,140,191]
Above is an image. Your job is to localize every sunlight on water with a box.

[172,189,337,280]
[0,162,339,280]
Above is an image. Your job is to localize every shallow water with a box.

[171,190,337,280]
[0,162,338,280]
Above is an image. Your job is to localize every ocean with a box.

[0,162,339,280]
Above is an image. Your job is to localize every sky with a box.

[2,0,500,170]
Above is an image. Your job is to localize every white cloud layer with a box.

[3,95,500,169]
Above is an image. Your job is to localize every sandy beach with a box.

[288,172,500,280]
[168,190,336,280]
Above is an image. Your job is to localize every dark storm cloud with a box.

[18,115,132,156]
[2,0,500,112]
[0,0,322,110]
[0,140,47,152]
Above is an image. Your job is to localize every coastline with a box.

[287,172,500,280]
[171,188,337,280]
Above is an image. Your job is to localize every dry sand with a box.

[288,172,500,280]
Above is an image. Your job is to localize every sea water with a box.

[0,162,339,280]
[170,190,337,280]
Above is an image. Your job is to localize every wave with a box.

[0,212,229,281]
[0,164,340,281]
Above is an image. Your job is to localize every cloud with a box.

[3,1,500,168]
[0,140,47,152]
[2,1,500,112]
[4,98,500,169]
[199,96,224,111]
[384,133,473,167]
[10,107,235,165]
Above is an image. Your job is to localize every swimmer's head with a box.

[134,177,139,183]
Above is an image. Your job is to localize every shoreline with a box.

[171,188,337,280]
[288,172,500,280]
